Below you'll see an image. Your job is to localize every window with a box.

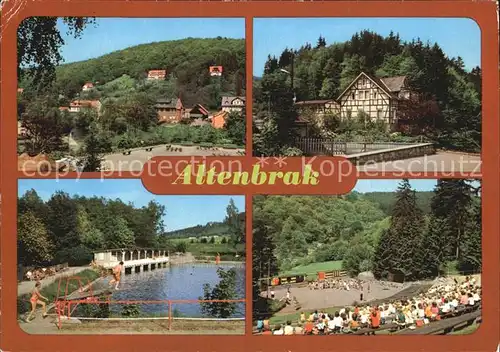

[356,90,369,100]
[351,92,355,100]
[373,92,377,99]
[377,109,382,120]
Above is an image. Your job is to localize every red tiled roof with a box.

[70,100,101,109]
[148,70,167,77]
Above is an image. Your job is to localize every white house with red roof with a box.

[82,82,94,91]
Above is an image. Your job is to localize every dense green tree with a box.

[386,180,426,280]
[429,179,473,260]
[74,108,98,134]
[80,124,113,172]
[458,201,482,273]
[252,196,279,310]
[224,112,246,145]
[199,268,238,318]
[372,229,395,280]
[20,96,71,155]
[46,191,80,251]
[17,190,170,267]
[17,17,95,88]
[343,241,374,276]
[102,216,135,249]
[316,36,327,48]
[339,54,367,91]
[225,198,244,249]
[18,189,50,221]
[76,206,105,249]
[18,212,54,267]
[419,216,450,278]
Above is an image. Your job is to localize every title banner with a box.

[141,156,357,195]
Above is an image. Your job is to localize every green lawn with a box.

[280,261,343,277]
[188,242,244,255]
[170,238,244,260]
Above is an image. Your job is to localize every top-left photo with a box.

[17,17,247,173]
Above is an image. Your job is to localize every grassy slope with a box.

[279,261,343,277]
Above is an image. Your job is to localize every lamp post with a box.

[279,66,296,104]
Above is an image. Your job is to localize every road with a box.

[103,144,245,172]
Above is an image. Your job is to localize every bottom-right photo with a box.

[252,179,481,335]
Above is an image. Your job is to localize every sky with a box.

[18,179,245,232]
[57,18,245,64]
[253,17,480,76]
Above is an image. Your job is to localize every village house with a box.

[211,111,229,129]
[294,100,341,137]
[209,66,223,77]
[82,82,94,91]
[185,104,210,120]
[154,98,185,124]
[68,100,102,114]
[17,121,27,137]
[293,72,415,138]
[147,70,167,80]
[294,100,340,121]
[337,72,412,127]
[221,96,245,113]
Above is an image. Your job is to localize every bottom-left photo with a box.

[16,179,246,335]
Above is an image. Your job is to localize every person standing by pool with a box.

[26,281,49,322]
[109,261,124,290]
[215,253,221,265]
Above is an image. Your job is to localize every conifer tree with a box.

[372,229,395,279]
[458,201,482,273]
[375,179,425,281]
[430,180,472,260]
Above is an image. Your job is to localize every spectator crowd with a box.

[256,276,481,335]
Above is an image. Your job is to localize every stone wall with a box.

[347,143,435,165]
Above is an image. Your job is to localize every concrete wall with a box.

[347,143,435,165]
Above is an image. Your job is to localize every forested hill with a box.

[164,212,245,238]
[37,38,245,109]
[360,191,434,215]
[256,30,482,152]
[253,180,481,283]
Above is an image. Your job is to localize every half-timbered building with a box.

[337,72,412,128]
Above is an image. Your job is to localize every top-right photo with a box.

[252,18,481,174]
